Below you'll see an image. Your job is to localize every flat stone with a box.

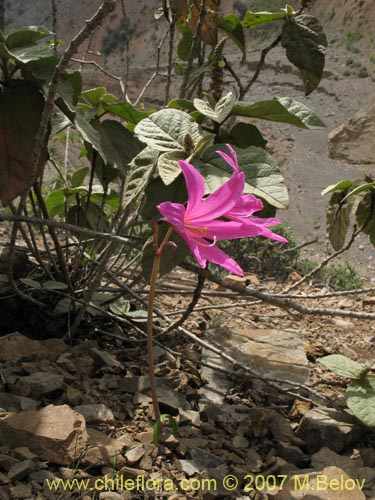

[12,372,64,399]
[189,447,223,470]
[29,469,56,484]
[179,409,200,426]
[125,444,145,465]
[0,454,19,471]
[0,473,10,486]
[14,446,38,460]
[75,404,115,425]
[8,459,36,481]
[0,404,88,465]
[274,466,366,499]
[90,348,123,370]
[296,407,365,453]
[0,332,67,362]
[205,326,309,385]
[82,428,129,469]
[8,483,32,499]
[178,459,200,476]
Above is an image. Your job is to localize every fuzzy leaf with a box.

[194,92,235,123]
[123,147,159,208]
[230,123,267,149]
[346,375,375,428]
[6,26,53,49]
[231,97,326,129]
[218,14,246,60]
[134,109,202,152]
[281,15,327,95]
[158,151,187,185]
[356,191,375,246]
[319,354,364,379]
[195,144,288,209]
[326,191,351,251]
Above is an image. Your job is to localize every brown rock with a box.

[0,332,67,362]
[90,348,123,370]
[82,428,129,469]
[0,454,19,471]
[0,473,10,486]
[75,404,115,425]
[14,447,37,461]
[12,372,64,399]
[125,444,145,465]
[0,404,88,465]
[8,483,32,499]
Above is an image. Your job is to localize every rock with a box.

[119,376,150,394]
[296,407,365,453]
[0,332,67,363]
[0,454,19,471]
[178,459,200,476]
[12,372,64,399]
[13,447,38,460]
[274,466,366,499]
[232,435,249,448]
[189,447,223,470]
[179,409,200,426]
[333,319,355,332]
[8,483,32,499]
[0,404,88,465]
[90,348,123,370]
[29,469,56,484]
[204,326,309,386]
[65,386,84,406]
[8,459,36,481]
[82,428,130,469]
[75,404,115,425]
[277,441,306,466]
[0,473,9,486]
[125,444,145,465]
[328,98,375,165]
[0,246,30,276]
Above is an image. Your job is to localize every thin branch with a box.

[71,58,125,95]
[281,237,318,254]
[282,225,361,293]
[51,0,58,55]
[164,20,175,105]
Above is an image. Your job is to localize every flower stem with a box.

[147,225,173,421]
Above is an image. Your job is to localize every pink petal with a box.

[216,144,240,173]
[204,220,251,240]
[178,160,205,213]
[227,194,263,216]
[225,215,288,242]
[198,242,243,276]
[188,171,245,222]
[157,202,186,235]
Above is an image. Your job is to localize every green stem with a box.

[147,225,173,421]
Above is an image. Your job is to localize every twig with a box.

[281,237,318,254]
[162,275,205,334]
[71,58,125,95]
[51,0,58,55]
[164,20,175,105]
[282,225,360,293]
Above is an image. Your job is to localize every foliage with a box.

[319,355,375,428]
[297,259,364,291]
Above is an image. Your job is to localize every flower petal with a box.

[189,171,245,222]
[178,160,205,213]
[226,194,263,217]
[198,242,243,276]
[216,144,240,173]
[157,202,186,235]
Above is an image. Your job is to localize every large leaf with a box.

[326,191,351,251]
[142,173,187,221]
[6,41,55,64]
[356,191,375,246]
[157,151,187,185]
[319,355,364,379]
[281,15,327,96]
[242,10,288,29]
[103,102,153,124]
[0,82,45,206]
[194,92,235,123]
[321,179,361,196]
[195,145,288,209]
[6,26,53,50]
[188,0,218,46]
[177,22,194,61]
[218,14,246,61]
[123,147,159,208]
[231,97,326,129]
[230,123,267,149]
[134,109,202,152]
[94,120,142,175]
[346,375,375,428]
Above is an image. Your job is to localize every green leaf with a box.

[58,71,82,107]
[242,10,288,29]
[321,179,360,196]
[125,309,149,322]
[51,111,71,136]
[230,123,267,149]
[326,191,351,251]
[42,280,68,290]
[95,120,142,175]
[134,109,202,152]
[154,6,165,20]
[0,82,46,206]
[231,97,326,129]
[194,92,235,123]
[123,147,159,208]
[168,98,196,112]
[177,23,194,61]
[153,413,179,445]
[195,145,289,209]
[281,15,327,95]
[53,297,76,315]
[356,191,375,246]
[346,375,375,427]
[218,14,246,61]
[75,111,105,159]
[109,297,131,316]
[8,41,55,64]
[45,189,65,217]
[71,167,90,188]
[158,151,187,185]
[319,354,364,379]
[103,102,153,124]
[81,87,107,106]
[5,27,53,50]
[342,182,375,202]
[142,172,188,221]
[91,190,121,209]
[20,278,42,289]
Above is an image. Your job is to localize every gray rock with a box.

[125,444,145,465]
[8,459,36,481]
[75,404,115,425]
[178,459,200,476]
[189,447,223,470]
[296,407,365,453]
[90,348,123,370]
[12,372,64,399]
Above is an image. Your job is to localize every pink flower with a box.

[157,145,287,276]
